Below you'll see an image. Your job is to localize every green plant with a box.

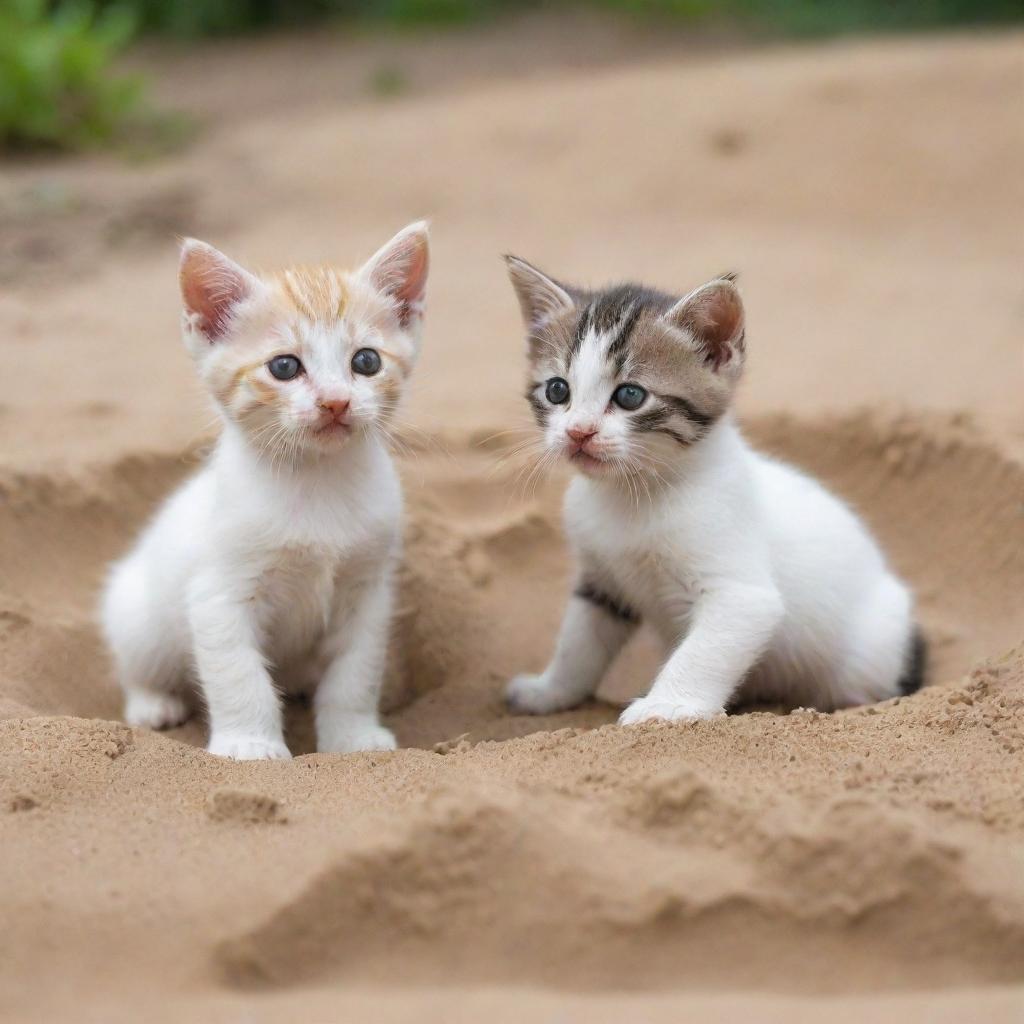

[98,0,508,35]
[735,0,1023,35]
[0,0,141,149]
[599,0,1023,33]
[99,0,1024,35]
[369,64,410,97]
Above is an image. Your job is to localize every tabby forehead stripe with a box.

[606,302,642,375]
[575,581,641,624]
[568,306,593,363]
[279,268,348,322]
[281,271,316,321]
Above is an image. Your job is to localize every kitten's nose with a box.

[567,426,598,445]
[318,398,350,421]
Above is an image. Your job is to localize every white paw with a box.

[207,734,292,761]
[505,673,581,715]
[318,719,397,755]
[125,691,190,731]
[618,696,723,727]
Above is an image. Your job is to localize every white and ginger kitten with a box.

[101,222,429,760]
[504,257,925,725]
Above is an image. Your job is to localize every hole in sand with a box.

[1,411,1021,751]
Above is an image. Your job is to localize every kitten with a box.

[503,256,925,724]
[100,222,429,760]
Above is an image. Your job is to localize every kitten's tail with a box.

[897,626,928,696]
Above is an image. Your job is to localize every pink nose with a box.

[319,399,350,420]
[567,427,597,445]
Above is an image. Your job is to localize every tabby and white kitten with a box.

[504,257,925,724]
[101,222,429,760]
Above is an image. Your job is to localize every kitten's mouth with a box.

[313,420,352,440]
[569,448,607,473]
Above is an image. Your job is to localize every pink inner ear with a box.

[180,245,251,341]
[676,285,744,370]
[371,233,429,328]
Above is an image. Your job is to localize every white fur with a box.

[510,417,914,722]
[102,225,428,759]
[103,427,402,759]
[507,274,915,724]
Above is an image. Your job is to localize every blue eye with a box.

[268,355,302,380]
[612,384,647,411]
[545,377,570,405]
[352,348,382,376]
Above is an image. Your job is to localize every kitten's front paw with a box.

[505,673,580,715]
[318,719,397,755]
[125,691,190,731]
[207,734,292,761]
[618,697,724,727]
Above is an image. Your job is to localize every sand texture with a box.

[0,21,1022,1022]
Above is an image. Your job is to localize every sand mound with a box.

[219,768,1024,993]
[226,758,1024,995]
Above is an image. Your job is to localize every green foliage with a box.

[369,64,410,96]
[2,0,1019,152]
[598,0,1022,33]
[0,0,142,149]
[102,0,1024,35]
[733,0,1023,36]
[112,0,309,36]
[103,0,509,34]
[360,0,507,25]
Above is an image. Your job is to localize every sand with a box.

[1,19,1022,1022]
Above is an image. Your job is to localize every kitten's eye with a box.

[352,348,382,376]
[612,384,647,411]
[268,355,302,381]
[545,377,570,405]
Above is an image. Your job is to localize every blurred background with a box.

[1,0,1021,469]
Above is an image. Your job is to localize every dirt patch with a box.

[206,789,287,825]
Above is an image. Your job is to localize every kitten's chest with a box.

[249,484,399,651]
[254,543,376,661]
[258,546,336,625]
[568,485,704,633]
[235,440,402,554]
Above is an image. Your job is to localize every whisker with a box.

[487,439,550,477]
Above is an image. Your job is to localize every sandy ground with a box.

[0,17,1022,1022]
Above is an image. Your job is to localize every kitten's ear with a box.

[663,274,745,371]
[504,255,575,331]
[359,220,429,328]
[179,239,260,341]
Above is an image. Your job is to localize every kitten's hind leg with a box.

[506,580,639,715]
[102,559,191,731]
[833,574,917,708]
[124,688,190,731]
